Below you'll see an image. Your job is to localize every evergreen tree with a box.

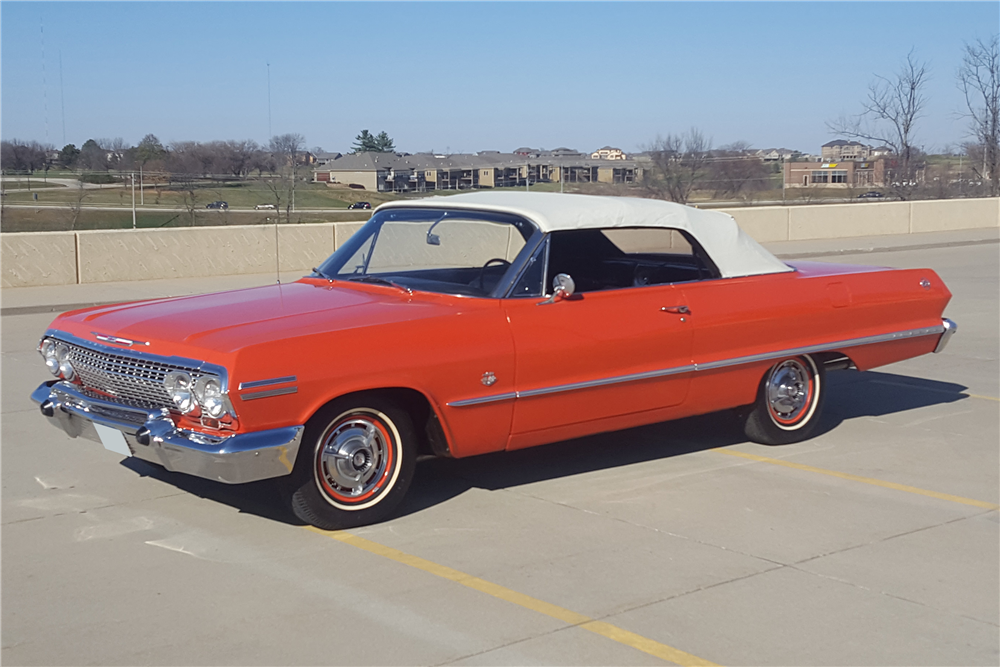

[352,129,396,153]
[374,131,396,153]
[352,130,378,153]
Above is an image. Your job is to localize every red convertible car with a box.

[31,193,956,528]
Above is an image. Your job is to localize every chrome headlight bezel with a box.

[39,338,60,376]
[164,370,198,415]
[55,342,76,381]
[194,376,230,419]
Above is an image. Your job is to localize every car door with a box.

[502,230,695,440]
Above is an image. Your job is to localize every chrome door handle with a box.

[660,305,690,314]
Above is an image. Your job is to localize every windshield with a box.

[313,207,537,297]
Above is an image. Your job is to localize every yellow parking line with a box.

[305,526,721,667]
[717,449,999,511]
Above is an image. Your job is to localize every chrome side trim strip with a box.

[445,323,946,408]
[694,324,945,373]
[240,386,298,401]
[448,392,518,408]
[518,364,697,399]
[238,376,297,391]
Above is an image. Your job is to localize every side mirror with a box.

[537,273,575,305]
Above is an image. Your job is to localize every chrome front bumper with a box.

[31,381,303,484]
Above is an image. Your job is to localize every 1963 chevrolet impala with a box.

[31,192,956,528]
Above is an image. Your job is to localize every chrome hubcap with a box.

[318,417,388,498]
[767,360,810,422]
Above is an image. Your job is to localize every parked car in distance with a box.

[254,203,276,210]
[206,201,229,209]
[857,191,885,199]
[30,192,956,530]
[348,201,372,209]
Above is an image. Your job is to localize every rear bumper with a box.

[31,381,303,484]
[934,318,957,353]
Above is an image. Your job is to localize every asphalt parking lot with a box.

[2,233,998,666]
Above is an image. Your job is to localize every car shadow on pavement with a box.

[120,459,300,524]
[119,369,970,526]
[396,369,971,520]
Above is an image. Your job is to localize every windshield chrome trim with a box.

[445,323,946,408]
[496,229,547,298]
[318,208,541,300]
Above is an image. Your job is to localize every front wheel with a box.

[742,355,825,445]
[285,394,417,529]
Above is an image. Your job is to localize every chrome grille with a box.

[67,343,205,410]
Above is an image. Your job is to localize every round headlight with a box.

[195,377,227,418]
[40,339,60,376]
[55,343,75,381]
[164,371,197,414]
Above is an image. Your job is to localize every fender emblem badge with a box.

[481,372,497,386]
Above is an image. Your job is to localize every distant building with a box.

[756,148,798,162]
[313,149,643,192]
[784,158,886,188]
[591,146,627,160]
[821,140,872,161]
[314,152,343,166]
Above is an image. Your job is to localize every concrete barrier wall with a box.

[2,232,78,287]
[719,197,999,242]
[3,198,998,288]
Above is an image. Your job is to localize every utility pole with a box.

[139,163,144,205]
[266,63,272,140]
[131,173,137,229]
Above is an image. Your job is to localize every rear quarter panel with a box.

[682,262,951,412]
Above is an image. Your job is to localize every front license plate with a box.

[94,423,132,457]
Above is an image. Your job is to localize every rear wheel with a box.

[285,394,416,529]
[743,355,825,445]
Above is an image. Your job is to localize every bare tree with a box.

[643,129,711,204]
[958,36,1000,197]
[103,138,132,171]
[219,140,261,178]
[828,50,929,198]
[707,142,771,202]
[269,133,306,221]
[67,179,89,230]
[1,139,51,173]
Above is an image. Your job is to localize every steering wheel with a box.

[475,258,511,293]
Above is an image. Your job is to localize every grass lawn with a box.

[0,206,371,233]
[0,179,65,189]
[0,177,403,210]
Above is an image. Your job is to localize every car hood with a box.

[51,279,469,356]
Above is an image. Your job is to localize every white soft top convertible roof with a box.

[377,192,791,278]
